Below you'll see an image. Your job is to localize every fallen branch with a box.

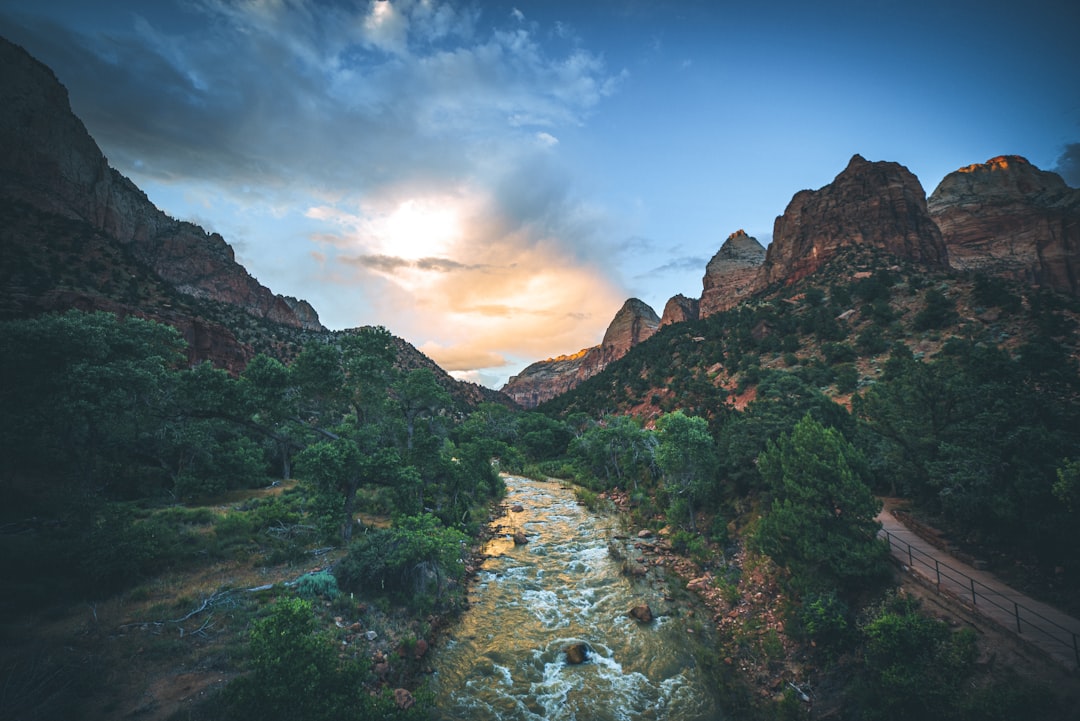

[117,587,234,636]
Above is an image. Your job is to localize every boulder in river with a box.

[513,531,528,545]
[564,643,589,664]
[510,504,525,513]
[628,604,654,623]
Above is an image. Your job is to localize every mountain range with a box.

[2,35,1078,414]
[503,152,1079,407]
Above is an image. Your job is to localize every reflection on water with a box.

[431,476,722,721]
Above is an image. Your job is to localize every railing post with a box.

[935,558,941,587]
[1014,602,1022,634]
[970,578,977,605]
[908,543,913,567]
[1073,633,1079,669]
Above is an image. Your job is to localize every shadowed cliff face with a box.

[501,299,659,408]
[762,155,949,286]
[929,156,1080,296]
[0,37,323,333]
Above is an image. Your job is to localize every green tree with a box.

[655,411,718,531]
[755,414,887,593]
[335,513,469,607]
[340,326,398,426]
[395,367,451,451]
[569,415,658,489]
[294,439,390,542]
[0,310,185,494]
[516,412,574,461]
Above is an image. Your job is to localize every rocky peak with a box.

[601,298,660,362]
[929,156,1080,294]
[660,294,700,326]
[0,37,323,332]
[502,298,660,408]
[761,154,948,286]
[699,230,767,317]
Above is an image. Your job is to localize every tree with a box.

[294,439,393,542]
[655,411,718,531]
[340,326,397,426]
[394,367,451,451]
[240,353,306,479]
[755,414,887,593]
[0,310,185,494]
[569,415,658,489]
[335,514,469,607]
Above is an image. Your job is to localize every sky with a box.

[2,0,1079,388]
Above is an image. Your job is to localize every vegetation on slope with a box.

[3,243,1078,719]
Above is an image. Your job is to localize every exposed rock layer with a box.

[762,154,948,286]
[699,230,767,317]
[928,155,1080,295]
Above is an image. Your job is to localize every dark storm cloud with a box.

[0,1,622,222]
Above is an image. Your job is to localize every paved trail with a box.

[876,507,1080,670]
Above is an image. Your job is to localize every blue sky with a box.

[2,0,1078,387]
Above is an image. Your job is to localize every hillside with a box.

[0,36,505,410]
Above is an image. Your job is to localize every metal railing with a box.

[879,528,1080,669]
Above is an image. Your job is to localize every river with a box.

[431,475,724,720]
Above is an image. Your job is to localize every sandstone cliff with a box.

[928,156,1080,295]
[699,230,767,317]
[502,298,660,408]
[762,155,948,286]
[0,37,323,332]
[660,294,700,326]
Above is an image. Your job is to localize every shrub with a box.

[296,571,340,600]
[852,594,977,720]
[797,590,850,647]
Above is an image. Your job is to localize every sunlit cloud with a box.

[0,0,630,385]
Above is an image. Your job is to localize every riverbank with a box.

[597,487,813,717]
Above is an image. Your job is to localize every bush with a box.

[225,598,416,721]
[797,590,850,647]
[852,594,976,720]
[296,571,340,600]
[913,289,956,331]
[335,514,468,608]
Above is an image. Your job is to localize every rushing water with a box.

[431,476,722,721]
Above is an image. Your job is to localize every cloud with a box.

[419,342,506,372]
[1,1,621,202]
[1054,143,1080,188]
[0,0,631,386]
[640,256,709,277]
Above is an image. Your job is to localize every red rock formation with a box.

[761,155,948,286]
[660,294,700,326]
[600,298,660,363]
[502,298,660,408]
[699,230,766,317]
[928,156,1080,295]
[0,37,323,331]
